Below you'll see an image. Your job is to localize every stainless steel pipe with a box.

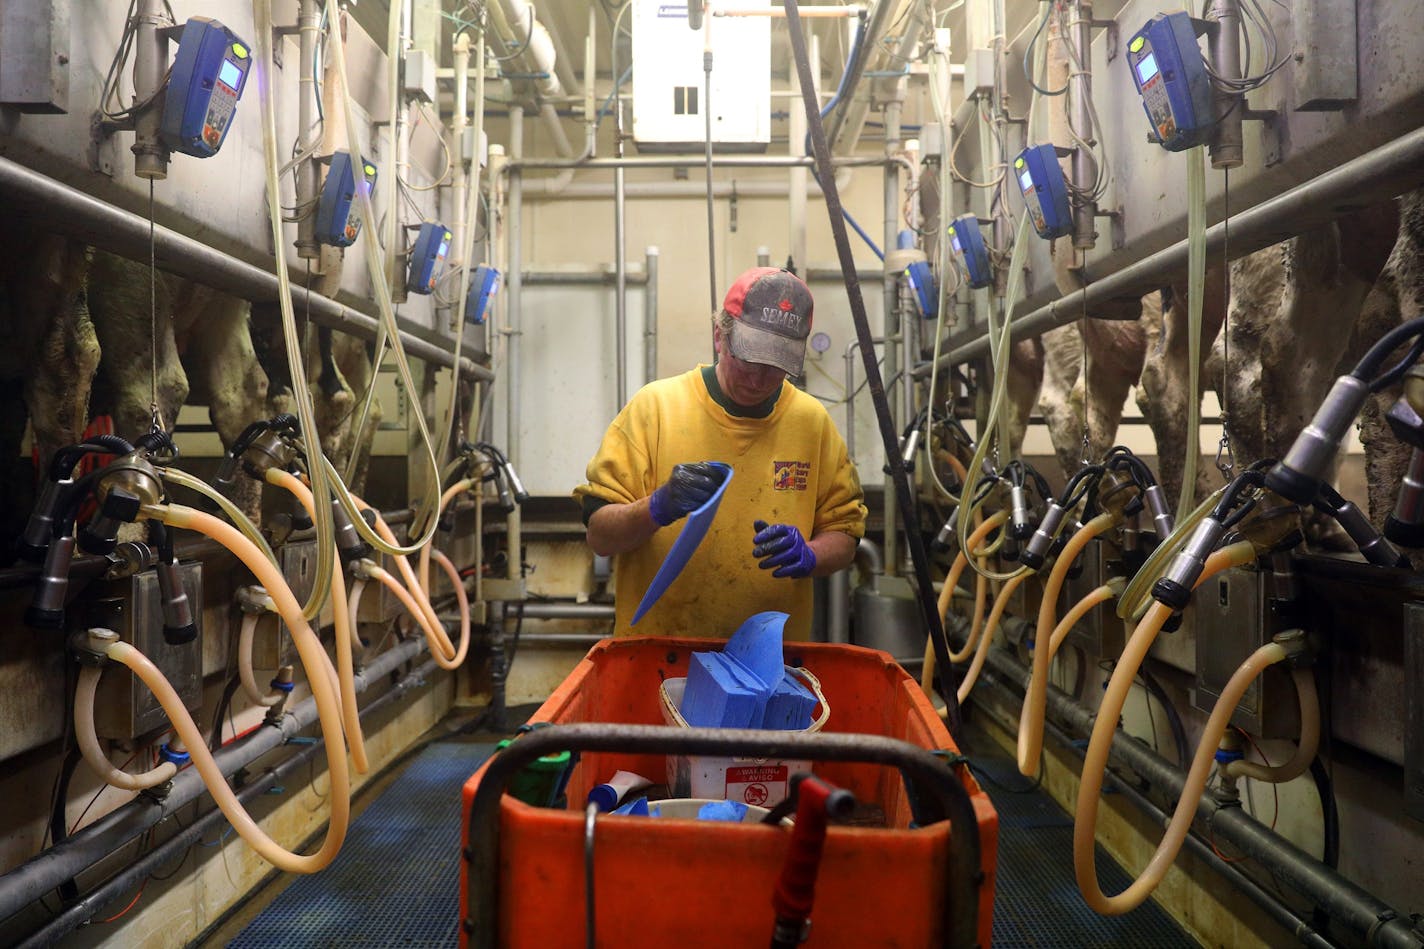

[977,646,1424,949]
[0,636,433,924]
[916,126,1424,375]
[518,602,615,620]
[0,157,488,380]
[509,155,887,170]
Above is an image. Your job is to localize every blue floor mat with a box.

[973,754,1200,948]
[228,741,494,948]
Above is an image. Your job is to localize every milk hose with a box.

[1072,540,1259,914]
[957,567,1033,705]
[132,501,352,871]
[74,667,177,791]
[350,495,456,660]
[252,0,336,621]
[419,478,477,593]
[1177,144,1209,519]
[1117,486,1227,622]
[923,509,1009,695]
[265,467,370,773]
[360,562,464,668]
[237,608,287,708]
[1049,577,1126,658]
[1222,665,1318,783]
[320,0,443,549]
[1018,511,1118,775]
[157,466,278,568]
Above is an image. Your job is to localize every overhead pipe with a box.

[976,647,1424,949]
[1070,0,1097,249]
[0,157,487,379]
[645,247,660,384]
[1208,0,1245,170]
[13,654,442,948]
[513,155,885,170]
[131,0,169,180]
[506,106,524,467]
[914,125,1424,375]
[0,636,431,926]
[521,167,855,199]
[295,0,321,259]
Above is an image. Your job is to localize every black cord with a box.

[1369,333,1424,393]
[1023,0,1068,96]
[1353,315,1424,384]
[209,674,243,752]
[1308,755,1339,870]
[1139,663,1189,768]
[49,745,83,903]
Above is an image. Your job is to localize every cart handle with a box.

[463,723,983,949]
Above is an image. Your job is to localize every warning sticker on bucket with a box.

[725,765,788,806]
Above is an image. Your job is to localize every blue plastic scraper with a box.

[629,462,733,625]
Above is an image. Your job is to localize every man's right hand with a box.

[648,462,724,526]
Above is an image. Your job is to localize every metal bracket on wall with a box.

[1244,107,1283,167]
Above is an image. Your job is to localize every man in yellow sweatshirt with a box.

[574,267,866,640]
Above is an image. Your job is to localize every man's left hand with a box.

[752,520,817,578]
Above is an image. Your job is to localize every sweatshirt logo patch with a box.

[773,460,810,491]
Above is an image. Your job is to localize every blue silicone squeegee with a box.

[629,462,733,625]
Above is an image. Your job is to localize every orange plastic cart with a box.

[460,638,998,948]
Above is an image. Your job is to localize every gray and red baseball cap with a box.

[722,267,815,376]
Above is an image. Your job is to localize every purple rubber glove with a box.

[752,520,817,578]
[648,462,724,526]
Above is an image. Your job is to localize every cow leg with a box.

[1353,190,1424,563]
[88,251,189,440]
[1037,326,1084,480]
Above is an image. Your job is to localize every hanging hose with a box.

[1222,665,1319,783]
[74,665,176,791]
[1072,540,1260,915]
[1177,145,1209,517]
[1020,510,1117,776]
[957,568,1032,704]
[236,608,286,708]
[923,509,1007,696]
[158,466,278,568]
[350,496,456,659]
[133,501,353,872]
[252,0,336,622]
[265,468,371,773]
[1117,486,1227,622]
[320,0,444,552]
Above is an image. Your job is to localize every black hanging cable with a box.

[783,0,962,739]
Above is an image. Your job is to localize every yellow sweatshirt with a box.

[575,367,866,640]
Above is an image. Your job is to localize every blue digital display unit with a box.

[315,152,378,247]
[947,214,993,289]
[406,222,452,295]
[904,260,938,319]
[464,265,501,325]
[159,18,250,158]
[1015,144,1073,240]
[1127,12,1213,151]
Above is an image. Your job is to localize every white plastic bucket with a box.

[657,666,829,808]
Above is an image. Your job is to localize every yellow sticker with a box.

[365,164,376,176]
[1129,36,1145,54]
[444,232,453,242]
[947,225,956,237]
[1014,157,1025,169]
[231,43,249,59]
